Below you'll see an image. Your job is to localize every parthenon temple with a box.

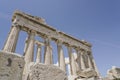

[0,11,101,80]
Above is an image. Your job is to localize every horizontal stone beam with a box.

[12,10,91,51]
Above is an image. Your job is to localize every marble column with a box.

[67,46,73,75]
[76,48,82,70]
[87,52,93,69]
[23,30,35,76]
[44,38,53,64]
[89,52,101,77]
[71,53,77,75]
[68,64,71,75]
[3,25,20,52]
[57,41,66,72]
[50,45,53,64]
[23,38,29,56]
[84,51,89,68]
[80,50,86,70]
[36,44,42,63]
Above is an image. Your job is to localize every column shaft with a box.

[71,53,77,75]
[84,51,89,68]
[67,46,73,75]
[36,44,42,63]
[25,32,35,62]
[23,31,35,76]
[23,38,29,56]
[76,49,82,70]
[44,38,53,64]
[3,26,20,52]
[50,45,53,64]
[57,42,66,72]
[87,54,93,69]
[89,53,101,77]
[80,50,86,70]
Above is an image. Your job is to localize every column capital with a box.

[74,47,81,52]
[56,39,62,44]
[30,30,36,35]
[27,30,36,41]
[27,30,36,36]
[86,51,92,55]
[44,36,51,41]
[11,24,21,31]
[43,35,51,40]
[44,37,51,46]
[80,49,85,53]
[56,40,63,46]
[36,44,42,63]
[12,17,20,27]
[35,40,44,46]
[67,44,73,49]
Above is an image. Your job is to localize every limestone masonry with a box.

[0,10,119,80]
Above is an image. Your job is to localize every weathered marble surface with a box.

[77,68,97,78]
[68,75,97,80]
[26,63,68,80]
[107,66,120,79]
[0,51,25,80]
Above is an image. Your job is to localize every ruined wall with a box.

[0,51,25,80]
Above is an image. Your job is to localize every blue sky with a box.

[0,0,120,77]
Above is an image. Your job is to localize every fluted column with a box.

[36,44,42,63]
[71,53,77,75]
[89,52,101,77]
[23,38,29,56]
[80,50,86,70]
[25,31,35,62]
[87,52,93,69]
[76,48,82,71]
[67,46,73,75]
[23,30,35,76]
[57,41,66,72]
[3,25,20,52]
[50,45,53,64]
[84,51,89,68]
[44,38,53,64]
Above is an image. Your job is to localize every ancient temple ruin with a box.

[0,10,101,80]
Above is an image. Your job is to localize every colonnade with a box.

[2,24,99,77]
[2,11,100,78]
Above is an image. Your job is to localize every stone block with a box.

[26,63,68,80]
[77,68,97,78]
[107,66,120,79]
[0,51,25,80]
